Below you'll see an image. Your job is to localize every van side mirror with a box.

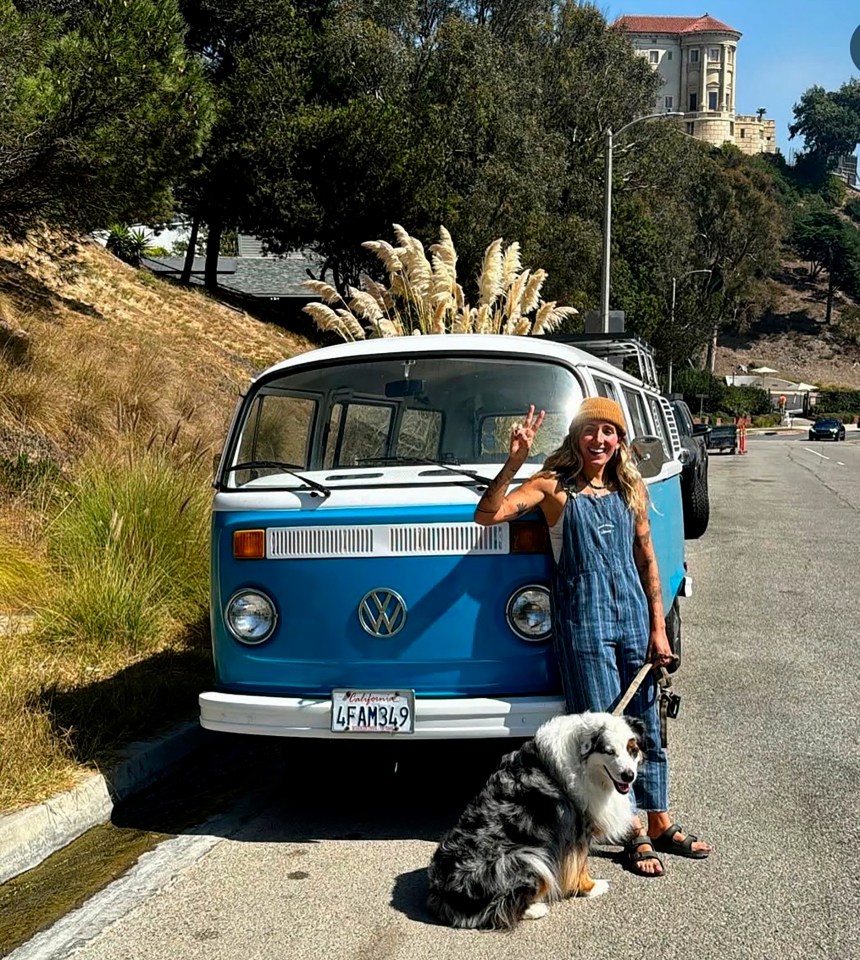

[630,436,666,479]
[692,423,711,437]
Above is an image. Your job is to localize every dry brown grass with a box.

[0,230,316,811]
[716,261,860,389]
[0,619,212,811]
[0,232,315,459]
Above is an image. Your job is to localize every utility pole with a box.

[667,269,711,393]
[599,112,682,333]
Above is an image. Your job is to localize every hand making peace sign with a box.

[509,404,546,464]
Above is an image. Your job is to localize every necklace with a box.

[584,476,607,490]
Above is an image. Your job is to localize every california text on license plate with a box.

[330,689,415,734]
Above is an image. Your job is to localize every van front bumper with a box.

[199,691,565,740]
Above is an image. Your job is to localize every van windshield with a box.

[224,354,583,488]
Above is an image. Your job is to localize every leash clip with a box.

[665,691,681,719]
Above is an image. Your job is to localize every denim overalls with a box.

[551,488,668,812]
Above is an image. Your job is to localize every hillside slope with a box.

[716,262,860,389]
[0,233,317,469]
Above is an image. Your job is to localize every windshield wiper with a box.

[355,456,494,486]
[223,461,331,498]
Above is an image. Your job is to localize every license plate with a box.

[330,689,415,734]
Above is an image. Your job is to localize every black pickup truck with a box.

[669,399,710,539]
[707,423,738,454]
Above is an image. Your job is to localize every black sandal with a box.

[651,823,711,859]
[624,835,665,877]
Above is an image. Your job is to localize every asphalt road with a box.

[11,440,860,960]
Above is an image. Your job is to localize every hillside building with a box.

[614,13,777,154]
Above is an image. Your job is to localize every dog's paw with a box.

[583,879,609,899]
[523,902,549,920]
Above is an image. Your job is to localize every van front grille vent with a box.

[266,522,509,559]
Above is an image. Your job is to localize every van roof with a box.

[254,334,653,391]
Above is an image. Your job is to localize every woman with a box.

[474,398,711,876]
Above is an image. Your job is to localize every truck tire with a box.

[664,597,681,673]
[683,475,710,539]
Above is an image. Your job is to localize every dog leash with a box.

[611,663,681,748]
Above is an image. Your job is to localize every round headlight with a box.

[226,590,277,644]
[506,586,552,642]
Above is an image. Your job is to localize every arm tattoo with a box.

[475,462,520,518]
[634,530,652,551]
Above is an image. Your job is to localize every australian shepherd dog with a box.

[427,712,646,930]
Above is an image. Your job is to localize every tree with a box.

[791,203,860,321]
[175,0,317,288]
[250,0,660,303]
[688,147,786,369]
[0,0,212,238]
[789,80,860,170]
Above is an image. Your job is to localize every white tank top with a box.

[548,504,569,563]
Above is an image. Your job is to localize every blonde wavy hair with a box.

[538,423,649,521]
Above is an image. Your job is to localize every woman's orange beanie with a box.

[569,397,627,435]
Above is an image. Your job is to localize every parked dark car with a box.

[707,423,738,454]
[808,417,845,441]
[668,398,710,539]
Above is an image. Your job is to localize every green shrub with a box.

[36,560,168,653]
[816,389,860,413]
[820,174,847,207]
[105,224,152,267]
[808,410,858,423]
[845,196,860,224]
[720,385,772,416]
[673,368,771,415]
[38,448,210,652]
[751,413,782,427]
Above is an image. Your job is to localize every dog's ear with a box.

[626,717,648,752]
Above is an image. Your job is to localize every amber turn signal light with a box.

[509,521,551,554]
[233,529,266,559]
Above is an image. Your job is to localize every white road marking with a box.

[837,462,845,466]
[804,448,829,460]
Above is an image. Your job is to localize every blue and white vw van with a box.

[200,334,689,740]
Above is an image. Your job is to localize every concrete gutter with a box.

[0,719,209,884]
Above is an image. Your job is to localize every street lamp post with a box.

[667,268,712,393]
[600,111,683,333]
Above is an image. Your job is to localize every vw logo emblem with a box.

[358,589,407,638]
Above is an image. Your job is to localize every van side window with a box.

[593,377,619,401]
[621,387,650,439]
[648,397,671,457]
[237,394,316,470]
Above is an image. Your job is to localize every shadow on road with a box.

[112,737,525,846]
[390,867,444,926]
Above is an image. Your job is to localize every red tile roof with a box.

[614,14,740,36]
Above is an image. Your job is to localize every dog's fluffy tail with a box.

[428,848,559,931]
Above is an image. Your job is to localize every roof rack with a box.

[541,333,661,390]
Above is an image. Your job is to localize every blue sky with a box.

[606,1,860,154]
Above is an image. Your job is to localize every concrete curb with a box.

[0,719,209,884]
